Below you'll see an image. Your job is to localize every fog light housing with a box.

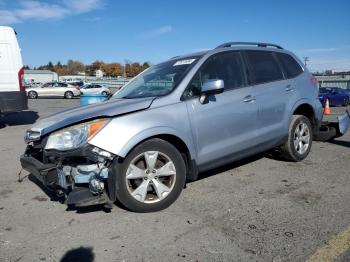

[92,147,113,159]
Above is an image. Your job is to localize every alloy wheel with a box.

[125,151,176,203]
[293,122,310,155]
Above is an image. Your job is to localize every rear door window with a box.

[276,53,303,78]
[245,51,283,84]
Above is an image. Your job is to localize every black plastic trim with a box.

[0,91,28,113]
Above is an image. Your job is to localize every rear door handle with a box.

[285,85,294,92]
[243,95,256,103]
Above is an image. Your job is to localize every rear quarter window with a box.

[245,51,283,85]
[276,53,303,78]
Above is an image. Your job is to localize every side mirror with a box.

[199,79,224,104]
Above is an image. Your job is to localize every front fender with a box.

[88,107,196,160]
[115,126,196,159]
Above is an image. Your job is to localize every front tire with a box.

[343,97,349,107]
[113,138,186,212]
[280,115,313,162]
[64,91,74,99]
[28,91,38,99]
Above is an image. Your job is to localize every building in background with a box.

[24,69,58,84]
[95,69,104,78]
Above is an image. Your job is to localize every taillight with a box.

[18,67,25,92]
[310,76,318,86]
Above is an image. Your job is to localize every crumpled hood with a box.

[29,97,155,137]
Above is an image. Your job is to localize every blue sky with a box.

[1,0,349,72]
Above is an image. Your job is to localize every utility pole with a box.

[303,57,309,67]
[123,59,131,78]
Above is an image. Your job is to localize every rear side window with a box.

[183,51,245,99]
[245,51,283,84]
[276,53,303,78]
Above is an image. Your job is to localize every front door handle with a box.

[286,85,294,92]
[243,95,256,103]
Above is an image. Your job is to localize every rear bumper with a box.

[0,91,28,113]
[335,110,350,136]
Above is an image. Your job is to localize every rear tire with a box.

[113,138,186,212]
[102,91,108,96]
[64,91,74,99]
[28,91,38,99]
[280,115,313,162]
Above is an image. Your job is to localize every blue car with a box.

[319,87,350,107]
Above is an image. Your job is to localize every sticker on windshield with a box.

[173,59,196,66]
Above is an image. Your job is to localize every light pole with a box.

[124,59,131,78]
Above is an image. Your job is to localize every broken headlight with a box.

[45,119,109,151]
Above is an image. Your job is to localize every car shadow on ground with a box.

[60,247,95,262]
[329,139,350,148]
[0,111,39,129]
[194,153,265,182]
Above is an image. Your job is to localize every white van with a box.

[0,26,27,114]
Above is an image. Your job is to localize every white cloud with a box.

[0,10,21,24]
[309,58,350,71]
[0,0,104,24]
[140,25,173,39]
[299,47,338,53]
[62,0,103,13]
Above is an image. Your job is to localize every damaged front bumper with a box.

[20,143,115,207]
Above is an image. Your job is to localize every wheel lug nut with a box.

[152,170,156,173]
[144,177,148,180]
[146,170,150,174]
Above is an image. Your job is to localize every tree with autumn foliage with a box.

[34,59,150,77]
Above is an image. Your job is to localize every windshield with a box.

[113,57,200,99]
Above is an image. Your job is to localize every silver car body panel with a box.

[338,110,350,135]
[26,46,324,171]
[29,97,155,136]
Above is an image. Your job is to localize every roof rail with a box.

[216,42,283,49]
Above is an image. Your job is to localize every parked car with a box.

[25,82,43,89]
[26,82,80,99]
[22,42,336,213]
[0,26,27,114]
[69,81,86,89]
[80,84,111,96]
[319,87,349,106]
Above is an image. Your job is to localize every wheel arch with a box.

[118,130,198,181]
[291,102,317,131]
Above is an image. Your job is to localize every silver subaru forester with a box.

[21,42,326,212]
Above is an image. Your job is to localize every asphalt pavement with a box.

[0,99,349,262]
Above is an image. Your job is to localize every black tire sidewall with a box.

[29,91,37,99]
[288,116,313,161]
[65,91,73,99]
[114,139,186,212]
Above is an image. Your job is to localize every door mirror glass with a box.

[199,79,224,104]
[201,79,224,95]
